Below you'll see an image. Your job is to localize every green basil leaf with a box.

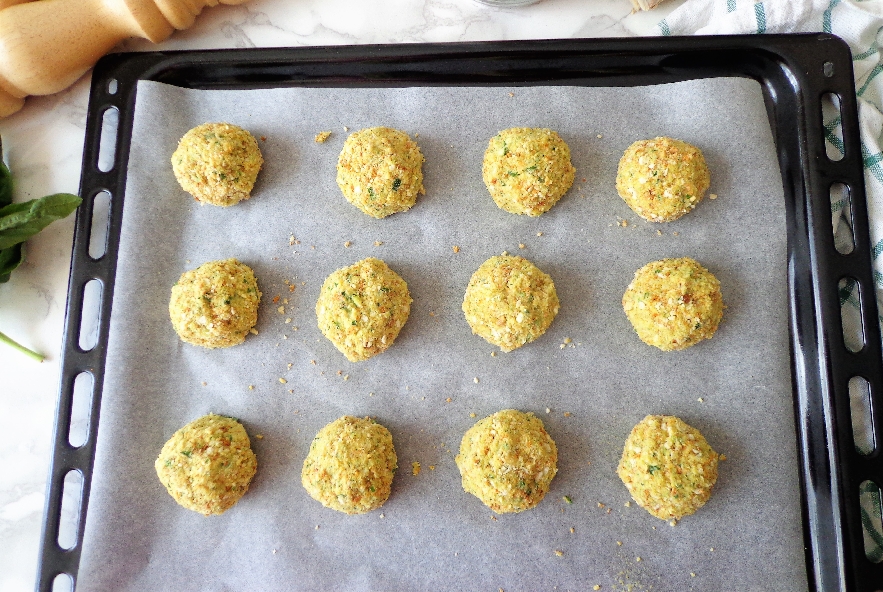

[0,242,23,283]
[0,160,12,209]
[0,193,81,250]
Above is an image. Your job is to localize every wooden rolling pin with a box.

[0,0,249,117]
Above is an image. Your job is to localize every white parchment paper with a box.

[78,78,808,591]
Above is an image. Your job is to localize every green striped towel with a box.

[658,0,883,565]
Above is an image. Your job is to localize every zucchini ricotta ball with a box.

[622,257,723,351]
[615,137,710,222]
[316,257,412,362]
[617,415,721,521]
[155,414,257,516]
[301,416,398,514]
[455,410,558,514]
[171,122,263,207]
[462,255,559,352]
[482,128,576,216]
[169,258,262,349]
[336,127,425,218]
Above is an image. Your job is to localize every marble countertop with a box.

[0,0,683,589]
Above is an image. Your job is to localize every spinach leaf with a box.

[0,242,24,283]
[0,193,81,250]
[0,160,12,209]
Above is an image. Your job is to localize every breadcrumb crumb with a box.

[452,245,460,253]
[314,131,332,143]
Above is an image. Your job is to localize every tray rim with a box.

[37,34,883,592]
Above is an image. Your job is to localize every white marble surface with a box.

[0,0,683,589]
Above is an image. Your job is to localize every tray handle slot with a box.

[859,480,883,564]
[838,277,865,353]
[68,372,93,448]
[831,183,855,255]
[51,574,72,592]
[822,92,844,162]
[77,279,102,352]
[96,107,119,173]
[56,469,83,551]
[87,190,111,260]
[824,61,836,78]
[849,376,876,455]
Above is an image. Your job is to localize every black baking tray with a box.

[36,35,883,591]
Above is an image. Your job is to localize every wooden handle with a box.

[0,0,250,118]
[630,0,669,10]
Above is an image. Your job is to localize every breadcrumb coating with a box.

[336,127,425,218]
[316,257,412,361]
[169,258,261,349]
[155,414,257,516]
[615,137,709,222]
[622,257,723,351]
[456,409,558,513]
[617,415,720,520]
[302,416,397,514]
[171,123,263,207]
[462,255,559,352]
[482,128,575,216]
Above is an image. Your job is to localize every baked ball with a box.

[316,257,412,362]
[622,257,723,351]
[462,255,559,352]
[455,410,558,514]
[301,416,398,514]
[617,415,721,520]
[615,137,710,222]
[336,127,425,218]
[482,128,575,216]
[155,414,258,516]
[169,258,261,349]
[171,123,263,207]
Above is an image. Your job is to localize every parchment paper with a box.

[78,78,807,591]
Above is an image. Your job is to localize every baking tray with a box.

[35,35,883,591]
